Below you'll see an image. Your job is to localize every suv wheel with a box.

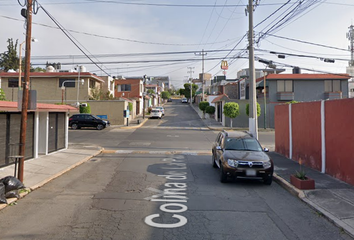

[96,124,104,130]
[263,176,273,185]
[71,123,78,130]
[220,163,228,183]
[212,154,217,168]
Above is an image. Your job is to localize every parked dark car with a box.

[167,98,172,102]
[69,114,110,130]
[212,130,273,184]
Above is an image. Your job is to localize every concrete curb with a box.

[102,149,212,155]
[0,148,103,211]
[273,173,354,239]
[120,118,148,129]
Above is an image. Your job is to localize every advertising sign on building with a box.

[221,60,228,70]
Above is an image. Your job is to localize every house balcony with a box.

[277,92,294,101]
[324,92,342,100]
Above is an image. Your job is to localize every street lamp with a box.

[18,37,37,90]
[143,75,148,119]
[61,79,84,104]
[189,80,192,106]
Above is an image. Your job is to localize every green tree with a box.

[178,88,184,96]
[223,102,240,128]
[199,101,209,119]
[79,103,91,113]
[183,83,198,99]
[128,102,133,112]
[246,102,261,117]
[0,38,19,71]
[147,89,155,95]
[161,91,171,100]
[206,105,215,118]
[0,88,6,101]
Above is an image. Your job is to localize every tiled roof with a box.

[256,73,350,82]
[0,72,105,82]
[0,101,78,112]
[212,94,229,103]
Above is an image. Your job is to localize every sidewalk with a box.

[0,106,353,238]
[191,102,354,238]
[0,144,102,210]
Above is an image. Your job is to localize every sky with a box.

[1,0,354,89]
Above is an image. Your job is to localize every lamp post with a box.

[61,79,83,104]
[189,80,192,106]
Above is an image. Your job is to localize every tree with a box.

[177,88,184,96]
[0,88,6,101]
[0,38,19,71]
[199,101,209,119]
[161,91,171,100]
[147,89,155,95]
[223,102,240,128]
[90,87,103,100]
[206,105,215,118]
[183,83,198,99]
[246,102,261,117]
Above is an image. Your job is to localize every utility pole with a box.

[18,0,33,182]
[247,0,259,139]
[195,50,207,101]
[143,75,147,119]
[187,67,194,106]
[347,25,354,67]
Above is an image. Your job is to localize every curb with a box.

[120,118,148,129]
[0,148,103,211]
[273,173,354,239]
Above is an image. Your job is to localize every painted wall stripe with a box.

[289,104,292,159]
[321,100,326,173]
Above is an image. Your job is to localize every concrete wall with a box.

[274,98,354,186]
[88,100,125,125]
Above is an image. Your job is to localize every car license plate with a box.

[246,169,256,176]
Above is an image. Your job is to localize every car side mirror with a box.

[263,148,269,152]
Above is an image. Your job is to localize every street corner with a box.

[121,118,148,129]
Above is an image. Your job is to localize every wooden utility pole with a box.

[18,0,33,182]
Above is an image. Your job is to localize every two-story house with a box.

[114,78,144,115]
[0,71,105,105]
[212,72,351,129]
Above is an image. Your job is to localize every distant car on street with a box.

[167,98,172,102]
[181,98,188,103]
[150,108,163,119]
[212,130,273,184]
[69,114,110,130]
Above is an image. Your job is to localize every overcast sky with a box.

[1,0,353,88]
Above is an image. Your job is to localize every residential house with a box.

[0,71,105,105]
[212,73,351,129]
[99,76,115,98]
[0,101,78,168]
[114,78,144,115]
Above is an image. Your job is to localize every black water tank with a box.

[293,67,301,74]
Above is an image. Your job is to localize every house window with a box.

[324,80,341,92]
[59,79,75,88]
[118,84,131,92]
[277,80,293,92]
[89,80,95,88]
[8,78,19,88]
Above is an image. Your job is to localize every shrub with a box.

[79,103,91,113]
[206,106,215,115]
[246,102,261,117]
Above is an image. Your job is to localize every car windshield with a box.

[152,110,159,113]
[224,137,262,151]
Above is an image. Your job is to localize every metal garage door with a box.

[48,112,66,153]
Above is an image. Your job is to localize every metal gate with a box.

[48,112,66,153]
[0,112,34,167]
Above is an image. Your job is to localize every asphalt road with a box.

[0,100,351,240]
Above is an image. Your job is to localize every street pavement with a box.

[0,104,353,238]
